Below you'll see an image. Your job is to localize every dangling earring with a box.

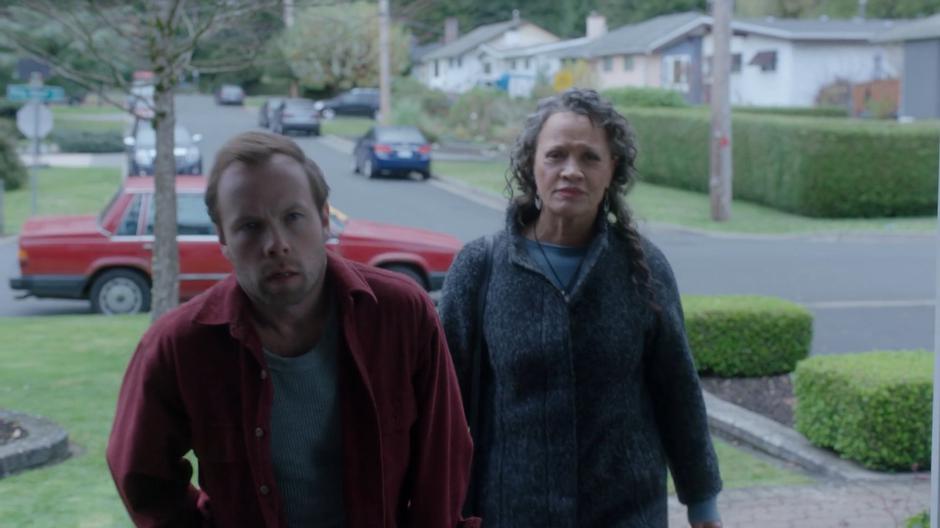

[534,195,542,211]
[604,189,617,224]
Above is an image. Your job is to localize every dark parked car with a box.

[271,98,321,136]
[123,120,203,176]
[316,88,379,119]
[257,97,284,128]
[352,125,432,180]
[215,84,245,105]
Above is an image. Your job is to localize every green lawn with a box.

[54,117,126,134]
[3,166,121,235]
[434,160,937,235]
[0,315,811,526]
[51,104,126,118]
[323,116,374,139]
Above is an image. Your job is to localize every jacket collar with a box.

[505,203,611,302]
[192,251,377,330]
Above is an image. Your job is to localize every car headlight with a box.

[314,101,324,110]
[134,149,156,165]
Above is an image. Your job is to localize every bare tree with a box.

[1,0,279,320]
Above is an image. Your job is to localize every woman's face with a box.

[533,111,615,226]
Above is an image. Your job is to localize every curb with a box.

[703,391,925,482]
[0,409,69,478]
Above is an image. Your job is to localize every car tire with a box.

[322,108,335,120]
[90,269,151,315]
[421,170,431,180]
[363,158,375,179]
[383,264,428,290]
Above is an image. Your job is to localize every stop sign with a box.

[16,100,53,139]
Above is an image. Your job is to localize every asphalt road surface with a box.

[1,94,934,357]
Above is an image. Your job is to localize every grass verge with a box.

[3,166,121,235]
[434,160,937,235]
[323,117,373,139]
[0,315,811,526]
[51,104,127,118]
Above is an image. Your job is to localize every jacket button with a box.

[255,427,264,438]
[260,369,267,380]
[259,484,270,495]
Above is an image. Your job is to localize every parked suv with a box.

[316,87,379,119]
[123,120,203,176]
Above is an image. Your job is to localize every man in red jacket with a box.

[107,131,479,527]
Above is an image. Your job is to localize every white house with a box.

[412,12,560,95]
[702,17,907,107]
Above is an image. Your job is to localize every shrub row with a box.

[0,120,27,191]
[794,350,932,471]
[682,295,812,377]
[622,106,940,218]
[600,87,688,108]
[733,105,849,118]
[50,128,124,153]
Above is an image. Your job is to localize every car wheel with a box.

[90,269,151,315]
[322,108,335,120]
[421,170,431,180]
[383,264,428,290]
[363,158,375,179]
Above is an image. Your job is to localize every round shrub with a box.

[683,295,813,377]
[794,350,932,471]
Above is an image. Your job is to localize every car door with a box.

[142,192,230,299]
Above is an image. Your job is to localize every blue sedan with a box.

[352,126,432,180]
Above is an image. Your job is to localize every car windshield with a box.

[376,127,425,143]
[221,86,242,95]
[135,125,193,147]
[284,98,316,110]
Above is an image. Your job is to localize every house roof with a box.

[872,12,940,42]
[562,11,710,58]
[420,18,553,61]
[491,36,595,59]
[734,17,909,41]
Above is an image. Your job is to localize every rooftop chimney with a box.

[586,11,607,39]
[444,17,459,44]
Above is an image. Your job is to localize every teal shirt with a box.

[524,238,589,294]
[263,306,345,528]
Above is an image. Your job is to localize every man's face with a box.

[215,154,330,310]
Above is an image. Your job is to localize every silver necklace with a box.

[533,228,584,297]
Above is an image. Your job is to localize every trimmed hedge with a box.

[794,350,932,471]
[600,87,688,108]
[0,120,27,191]
[51,128,124,153]
[621,106,940,218]
[733,105,849,118]
[682,295,812,377]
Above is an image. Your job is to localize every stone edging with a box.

[703,391,925,482]
[0,409,69,478]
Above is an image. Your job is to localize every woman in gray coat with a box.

[439,89,723,528]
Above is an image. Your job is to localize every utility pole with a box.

[931,137,940,528]
[709,0,733,221]
[378,0,391,125]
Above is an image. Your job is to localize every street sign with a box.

[16,101,53,139]
[5,84,66,103]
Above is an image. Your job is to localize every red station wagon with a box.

[10,176,462,314]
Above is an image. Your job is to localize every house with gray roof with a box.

[874,13,940,119]
[702,16,909,108]
[411,11,561,95]
[559,11,711,102]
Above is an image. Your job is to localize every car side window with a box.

[144,193,216,236]
[116,194,143,236]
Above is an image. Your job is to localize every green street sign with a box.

[5,84,66,103]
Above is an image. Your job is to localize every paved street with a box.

[1,94,935,358]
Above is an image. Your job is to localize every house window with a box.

[457,55,463,68]
[672,59,687,84]
[434,60,439,77]
[510,59,517,70]
[448,58,454,68]
[624,55,634,71]
[603,56,613,72]
[732,53,742,73]
[525,57,530,69]
[664,54,691,92]
[749,50,777,72]
[483,62,491,75]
